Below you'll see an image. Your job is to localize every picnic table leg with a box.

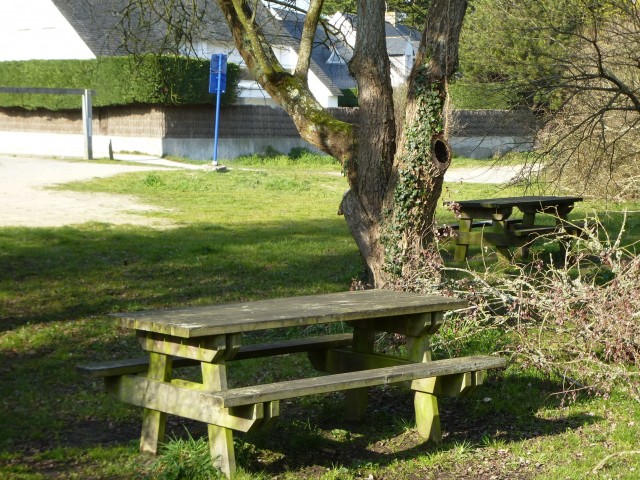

[140,352,172,455]
[407,335,441,443]
[454,218,472,262]
[202,362,236,478]
[492,220,514,261]
[344,327,376,421]
[518,212,537,259]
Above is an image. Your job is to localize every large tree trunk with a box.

[339,0,397,287]
[348,0,468,287]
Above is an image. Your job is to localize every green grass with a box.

[1,153,639,479]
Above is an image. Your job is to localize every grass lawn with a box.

[1,154,638,479]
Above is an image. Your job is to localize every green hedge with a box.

[0,56,239,110]
[448,81,516,110]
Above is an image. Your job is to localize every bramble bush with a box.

[396,214,640,401]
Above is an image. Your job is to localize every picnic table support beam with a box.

[202,361,236,477]
[454,218,472,262]
[407,335,441,442]
[140,352,172,455]
[344,326,376,421]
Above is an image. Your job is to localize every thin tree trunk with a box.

[341,0,396,287]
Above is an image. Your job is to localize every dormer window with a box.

[327,47,346,65]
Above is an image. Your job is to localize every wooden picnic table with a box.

[80,290,506,477]
[446,195,584,261]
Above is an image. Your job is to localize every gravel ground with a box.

[0,155,521,228]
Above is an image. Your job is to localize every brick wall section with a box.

[450,109,540,136]
[0,105,536,139]
[0,107,83,134]
[161,105,361,138]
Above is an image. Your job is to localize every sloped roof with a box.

[51,0,270,56]
[51,1,348,94]
[273,7,354,94]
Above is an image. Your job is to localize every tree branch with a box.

[295,0,324,83]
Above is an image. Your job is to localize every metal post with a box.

[213,55,223,166]
[82,89,93,160]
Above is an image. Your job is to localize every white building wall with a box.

[0,0,95,61]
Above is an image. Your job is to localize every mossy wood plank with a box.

[213,355,506,408]
[452,196,582,210]
[137,331,228,362]
[139,352,171,455]
[235,333,353,359]
[113,290,467,338]
[104,375,266,432]
[415,391,441,441]
[455,231,523,247]
[344,327,375,421]
[78,334,354,378]
[309,347,411,373]
[412,370,484,396]
[511,226,558,237]
[351,312,443,337]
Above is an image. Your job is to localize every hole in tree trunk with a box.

[431,135,451,173]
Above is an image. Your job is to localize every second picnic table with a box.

[80,289,506,477]
[445,195,584,261]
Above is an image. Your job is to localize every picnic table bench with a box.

[78,290,506,477]
[443,195,586,261]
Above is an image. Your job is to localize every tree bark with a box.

[341,0,396,287]
[216,0,356,164]
[378,0,468,284]
[215,0,468,289]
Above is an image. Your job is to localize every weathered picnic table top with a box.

[113,290,467,338]
[451,195,583,209]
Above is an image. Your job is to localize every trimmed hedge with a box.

[448,81,516,110]
[339,88,358,107]
[0,56,239,110]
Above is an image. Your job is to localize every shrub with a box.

[0,56,239,110]
[438,215,640,400]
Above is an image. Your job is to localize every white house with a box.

[0,0,348,108]
[327,10,421,87]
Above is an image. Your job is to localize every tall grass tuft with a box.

[148,433,223,480]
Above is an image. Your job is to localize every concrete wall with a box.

[0,105,538,160]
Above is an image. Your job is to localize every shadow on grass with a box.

[0,218,359,463]
[0,219,602,478]
[0,219,361,332]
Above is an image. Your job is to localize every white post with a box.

[82,89,93,160]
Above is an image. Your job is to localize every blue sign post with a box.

[209,54,227,166]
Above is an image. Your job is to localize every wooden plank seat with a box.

[101,355,505,425]
[511,225,558,237]
[77,333,354,378]
[510,221,590,238]
[210,355,506,407]
[100,354,506,441]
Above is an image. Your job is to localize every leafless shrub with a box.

[533,6,640,199]
[436,214,640,400]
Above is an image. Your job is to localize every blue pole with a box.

[213,55,223,166]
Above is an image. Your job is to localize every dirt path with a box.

[0,155,521,228]
[0,156,180,228]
